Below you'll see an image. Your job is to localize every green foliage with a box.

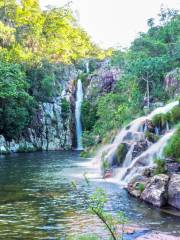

[154,158,166,174]
[135,183,145,192]
[0,0,107,64]
[101,158,110,172]
[61,98,70,120]
[164,128,180,162]
[171,105,180,124]
[82,131,96,148]
[145,131,159,143]
[81,101,98,131]
[111,50,125,68]
[0,62,33,140]
[114,143,127,166]
[152,113,168,129]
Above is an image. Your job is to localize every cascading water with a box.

[92,101,179,183]
[75,79,83,150]
[86,61,89,73]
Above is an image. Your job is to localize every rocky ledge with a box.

[128,172,180,210]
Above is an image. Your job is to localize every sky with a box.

[40,0,180,48]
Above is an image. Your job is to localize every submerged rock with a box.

[140,174,169,207]
[168,174,180,210]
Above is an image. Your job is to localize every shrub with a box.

[82,131,96,148]
[145,131,159,143]
[61,98,70,120]
[101,159,110,172]
[154,158,166,174]
[135,183,145,192]
[81,101,98,131]
[152,113,167,129]
[113,143,127,166]
[164,128,180,162]
[170,105,180,124]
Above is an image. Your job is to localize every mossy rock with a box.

[145,131,160,143]
[164,128,180,162]
[171,105,180,124]
[152,113,167,129]
[154,158,167,175]
[112,143,128,166]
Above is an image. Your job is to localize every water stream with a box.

[75,79,83,150]
[93,101,179,184]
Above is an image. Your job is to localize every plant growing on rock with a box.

[113,143,127,166]
[135,183,145,192]
[154,158,167,175]
[164,128,180,162]
[151,113,167,130]
[145,131,159,143]
[170,105,180,124]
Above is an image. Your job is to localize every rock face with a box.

[164,68,180,97]
[140,174,169,207]
[168,174,180,210]
[128,175,149,198]
[0,65,77,154]
[84,60,121,101]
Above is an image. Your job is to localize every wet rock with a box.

[144,119,155,133]
[168,174,180,210]
[166,161,180,174]
[140,174,169,207]
[112,143,129,166]
[128,175,149,198]
[142,167,155,178]
[123,131,145,142]
[132,140,148,159]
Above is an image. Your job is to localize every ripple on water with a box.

[0,151,180,239]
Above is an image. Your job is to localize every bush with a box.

[135,183,145,192]
[82,131,96,148]
[154,158,166,174]
[145,131,159,143]
[170,105,180,124]
[152,113,167,129]
[164,128,180,162]
[113,143,127,166]
[61,98,70,120]
[81,101,98,131]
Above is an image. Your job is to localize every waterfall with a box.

[92,101,179,183]
[75,79,83,150]
[86,61,89,73]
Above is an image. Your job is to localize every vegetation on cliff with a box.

[0,0,107,141]
[82,7,180,149]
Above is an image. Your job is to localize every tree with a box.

[0,62,32,140]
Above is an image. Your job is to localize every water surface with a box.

[0,151,180,239]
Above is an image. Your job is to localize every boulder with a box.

[128,175,149,198]
[132,140,148,159]
[168,174,180,210]
[140,174,169,207]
